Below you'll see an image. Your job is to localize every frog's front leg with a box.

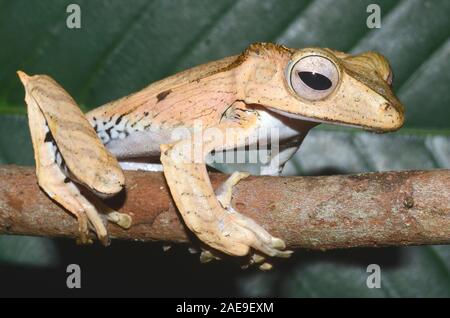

[160,104,292,260]
[260,144,300,176]
[18,71,131,245]
[215,171,250,210]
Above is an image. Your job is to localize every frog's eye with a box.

[288,55,339,101]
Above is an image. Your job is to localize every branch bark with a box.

[1,165,450,250]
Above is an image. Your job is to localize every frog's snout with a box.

[343,57,405,132]
[375,73,405,132]
[377,98,404,132]
[368,77,404,132]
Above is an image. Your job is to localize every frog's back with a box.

[86,55,238,122]
[86,55,241,158]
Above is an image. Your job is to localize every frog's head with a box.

[238,43,404,132]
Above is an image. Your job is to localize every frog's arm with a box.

[17,71,131,245]
[160,102,291,260]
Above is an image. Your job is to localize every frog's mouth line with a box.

[266,107,387,133]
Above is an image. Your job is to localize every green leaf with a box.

[0,0,449,296]
[0,114,33,165]
[0,235,59,268]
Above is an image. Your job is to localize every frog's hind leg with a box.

[18,71,131,245]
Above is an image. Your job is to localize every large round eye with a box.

[288,55,339,101]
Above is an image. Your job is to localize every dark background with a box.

[0,0,449,297]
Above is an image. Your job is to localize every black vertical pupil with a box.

[298,71,332,90]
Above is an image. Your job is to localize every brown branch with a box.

[1,165,450,250]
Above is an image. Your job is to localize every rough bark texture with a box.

[1,165,450,250]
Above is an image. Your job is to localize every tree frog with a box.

[18,43,404,269]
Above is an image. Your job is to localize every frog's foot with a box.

[38,146,131,246]
[93,197,132,230]
[105,211,132,229]
[185,244,222,263]
[199,248,222,263]
[187,241,278,270]
[196,171,292,266]
[190,219,292,271]
[38,163,111,245]
[243,252,275,271]
[197,246,273,271]
[38,162,132,246]
[197,208,292,259]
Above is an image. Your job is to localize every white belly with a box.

[101,107,316,162]
[105,130,170,159]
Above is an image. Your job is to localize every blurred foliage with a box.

[0,0,449,297]
[0,235,59,267]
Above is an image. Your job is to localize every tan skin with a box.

[18,43,404,269]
